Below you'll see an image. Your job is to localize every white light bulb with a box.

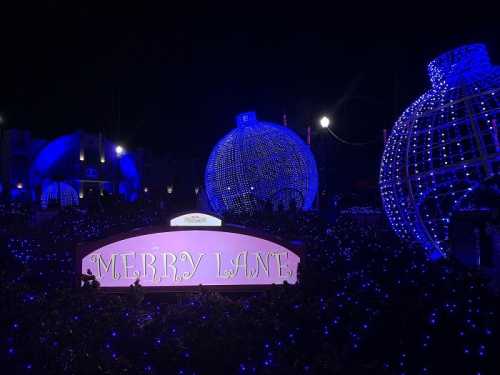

[319,116,330,128]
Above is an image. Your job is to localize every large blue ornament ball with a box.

[380,44,500,259]
[205,112,318,214]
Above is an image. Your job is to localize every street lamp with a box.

[319,116,330,129]
[115,145,125,157]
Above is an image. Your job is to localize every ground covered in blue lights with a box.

[0,203,497,374]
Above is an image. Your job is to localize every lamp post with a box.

[114,145,125,196]
[309,113,380,210]
[306,116,332,210]
[317,112,384,212]
[318,116,331,209]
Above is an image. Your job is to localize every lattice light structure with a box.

[205,112,318,214]
[380,44,500,259]
[41,181,79,209]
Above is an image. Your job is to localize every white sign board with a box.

[170,212,222,227]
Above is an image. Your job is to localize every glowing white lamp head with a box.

[115,145,124,157]
[320,116,331,129]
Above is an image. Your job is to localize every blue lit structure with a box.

[29,131,141,203]
[30,133,80,189]
[40,181,79,208]
[380,44,500,259]
[205,112,318,214]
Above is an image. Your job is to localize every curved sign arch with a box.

[78,226,300,290]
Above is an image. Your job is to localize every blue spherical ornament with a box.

[380,44,500,259]
[205,112,318,214]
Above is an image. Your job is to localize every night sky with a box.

[1,5,499,192]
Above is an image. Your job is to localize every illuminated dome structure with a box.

[205,112,318,214]
[380,44,500,259]
[30,132,141,203]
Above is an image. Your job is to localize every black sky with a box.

[1,4,499,191]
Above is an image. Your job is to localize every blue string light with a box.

[380,44,500,258]
[205,112,318,214]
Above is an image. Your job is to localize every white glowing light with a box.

[115,145,124,156]
[320,116,331,128]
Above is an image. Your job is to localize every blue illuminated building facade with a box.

[380,44,500,259]
[205,112,318,214]
[1,129,142,205]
